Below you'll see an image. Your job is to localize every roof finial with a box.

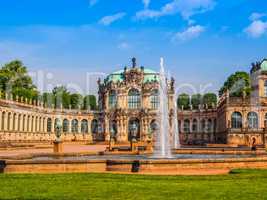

[132,57,136,68]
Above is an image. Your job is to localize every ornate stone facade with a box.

[1,58,267,147]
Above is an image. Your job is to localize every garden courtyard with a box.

[0,169,266,200]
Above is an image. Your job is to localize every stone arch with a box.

[128,118,140,141]
[81,119,88,133]
[91,119,98,134]
[207,119,213,133]
[192,119,198,132]
[63,119,69,133]
[71,119,78,133]
[201,119,206,132]
[47,118,52,133]
[1,111,5,131]
[183,119,190,133]
[247,112,258,129]
[231,112,242,129]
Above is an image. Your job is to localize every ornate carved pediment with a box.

[124,68,144,85]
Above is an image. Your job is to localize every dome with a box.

[106,67,159,83]
[261,59,267,71]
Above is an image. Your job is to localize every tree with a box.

[0,60,38,100]
[52,86,71,109]
[177,93,190,110]
[191,94,202,109]
[42,92,55,108]
[219,71,251,97]
[203,93,217,108]
[83,95,97,110]
[70,93,83,109]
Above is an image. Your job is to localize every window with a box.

[91,119,98,134]
[81,119,88,133]
[47,118,52,132]
[207,119,212,132]
[247,112,258,129]
[71,119,78,133]
[54,118,61,132]
[108,90,117,109]
[128,89,141,109]
[231,112,242,129]
[183,119,190,133]
[63,119,69,133]
[201,119,206,132]
[192,119,198,132]
[264,80,267,97]
[150,89,159,109]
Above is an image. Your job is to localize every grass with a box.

[0,169,267,199]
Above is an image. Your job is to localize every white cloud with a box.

[172,25,205,42]
[89,0,98,6]
[245,20,267,38]
[142,0,150,8]
[249,12,266,21]
[99,12,126,26]
[136,0,215,20]
[117,42,130,50]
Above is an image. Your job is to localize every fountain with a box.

[153,58,173,158]
[173,92,180,149]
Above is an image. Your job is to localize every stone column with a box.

[32,116,36,133]
[14,114,18,132]
[9,114,13,131]
[19,115,23,132]
[88,120,91,134]
[78,120,81,133]
[51,118,55,133]
[44,118,48,133]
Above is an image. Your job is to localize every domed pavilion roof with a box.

[105,67,159,83]
[260,59,267,71]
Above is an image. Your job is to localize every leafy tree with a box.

[0,60,38,100]
[203,93,217,108]
[52,86,71,109]
[70,93,83,109]
[42,92,55,108]
[219,71,251,97]
[83,95,97,110]
[191,94,202,109]
[177,93,190,110]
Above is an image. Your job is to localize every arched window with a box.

[54,118,61,132]
[201,119,206,132]
[23,115,26,132]
[192,119,198,132]
[109,120,117,137]
[207,119,212,132]
[128,118,140,141]
[1,112,5,130]
[7,113,11,131]
[150,120,159,134]
[81,119,88,133]
[91,119,98,134]
[71,119,78,133]
[18,114,21,132]
[150,89,159,110]
[63,119,69,133]
[13,113,16,131]
[247,112,258,129]
[47,118,52,132]
[183,119,190,133]
[128,89,141,109]
[178,120,181,133]
[231,112,242,129]
[108,90,117,109]
[264,80,267,97]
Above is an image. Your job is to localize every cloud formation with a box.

[172,25,205,42]
[99,12,126,26]
[136,0,215,20]
[245,20,267,38]
[245,12,267,38]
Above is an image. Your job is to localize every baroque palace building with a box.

[0,58,267,147]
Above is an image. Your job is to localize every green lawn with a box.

[0,169,267,200]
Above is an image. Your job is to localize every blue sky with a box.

[0,0,267,95]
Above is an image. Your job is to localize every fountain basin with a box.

[2,153,267,175]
